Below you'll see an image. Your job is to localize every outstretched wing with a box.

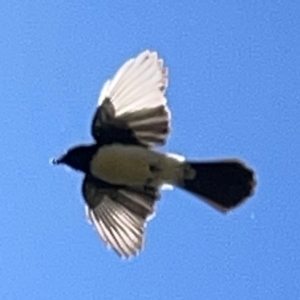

[82,175,160,258]
[92,50,170,147]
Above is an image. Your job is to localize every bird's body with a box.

[54,50,256,258]
[91,144,184,186]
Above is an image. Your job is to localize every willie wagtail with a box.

[53,50,256,258]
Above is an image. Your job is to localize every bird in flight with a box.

[53,50,256,258]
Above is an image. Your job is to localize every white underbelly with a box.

[90,145,158,185]
[90,144,185,186]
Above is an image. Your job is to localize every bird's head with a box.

[52,144,97,173]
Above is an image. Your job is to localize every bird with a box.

[53,50,256,258]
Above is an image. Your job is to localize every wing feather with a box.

[83,175,159,258]
[92,50,170,147]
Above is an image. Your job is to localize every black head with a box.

[53,144,98,173]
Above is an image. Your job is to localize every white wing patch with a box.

[97,50,170,147]
[83,174,158,258]
[98,50,168,116]
[86,191,155,258]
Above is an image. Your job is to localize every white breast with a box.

[90,144,185,187]
[90,145,158,185]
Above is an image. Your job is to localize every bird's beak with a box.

[52,152,68,166]
[52,157,63,165]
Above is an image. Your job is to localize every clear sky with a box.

[1,1,299,299]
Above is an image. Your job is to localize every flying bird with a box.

[53,50,256,258]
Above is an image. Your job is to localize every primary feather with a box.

[83,175,158,258]
[96,50,170,147]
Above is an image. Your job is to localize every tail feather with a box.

[180,160,256,212]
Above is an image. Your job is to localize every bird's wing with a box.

[92,50,170,147]
[82,175,160,258]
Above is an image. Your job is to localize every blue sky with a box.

[1,1,299,299]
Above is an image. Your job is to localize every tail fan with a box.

[180,160,256,212]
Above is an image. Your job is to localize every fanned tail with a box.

[180,160,256,212]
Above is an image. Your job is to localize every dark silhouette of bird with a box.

[53,50,256,258]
